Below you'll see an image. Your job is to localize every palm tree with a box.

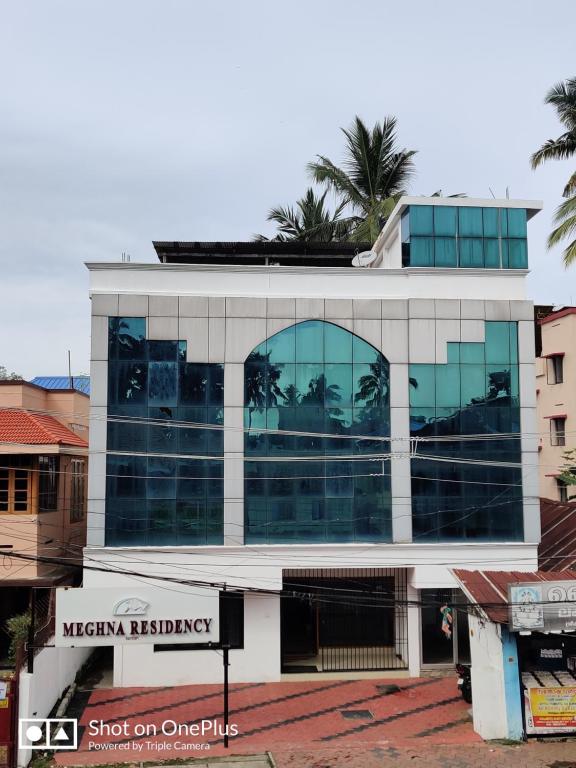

[531,78,576,197]
[531,78,576,266]
[255,188,350,242]
[548,194,576,267]
[307,116,417,242]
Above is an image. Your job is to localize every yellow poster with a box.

[527,687,576,733]
[0,701,8,710]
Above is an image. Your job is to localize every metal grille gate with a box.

[281,568,408,672]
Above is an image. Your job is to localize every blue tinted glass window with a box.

[108,317,147,360]
[458,207,483,236]
[401,210,410,242]
[106,318,223,546]
[409,365,435,407]
[434,237,457,267]
[245,321,391,544]
[296,321,323,363]
[508,239,528,268]
[433,206,457,236]
[459,238,484,267]
[410,205,434,235]
[482,208,499,237]
[410,237,434,266]
[267,325,295,362]
[410,320,523,542]
[325,323,353,363]
[484,238,500,268]
[507,209,527,238]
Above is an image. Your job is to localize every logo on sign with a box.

[113,598,150,616]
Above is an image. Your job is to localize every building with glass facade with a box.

[85,196,542,686]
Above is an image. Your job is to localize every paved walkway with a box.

[54,677,576,768]
[56,676,480,765]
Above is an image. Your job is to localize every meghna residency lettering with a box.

[62,618,213,638]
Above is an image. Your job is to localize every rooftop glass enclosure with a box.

[401,205,528,269]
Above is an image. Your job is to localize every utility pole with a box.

[222,585,230,748]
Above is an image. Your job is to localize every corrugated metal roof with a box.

[540,497,576,571]
[452,569,576,624]
[31,376,90,395]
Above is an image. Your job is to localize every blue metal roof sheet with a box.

[31,376,90,395]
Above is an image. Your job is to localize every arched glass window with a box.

[244,320,391,544]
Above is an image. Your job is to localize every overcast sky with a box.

[1,0,575,378]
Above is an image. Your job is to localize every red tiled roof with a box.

[0,409,88,448]
[540,497,576,572]
[452,569,576,624]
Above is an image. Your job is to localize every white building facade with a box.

[85,197,542,686]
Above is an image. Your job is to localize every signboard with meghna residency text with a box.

[55,586,220,646]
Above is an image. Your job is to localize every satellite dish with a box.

[352,250,378,268]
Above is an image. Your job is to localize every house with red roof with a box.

[0,380,89,667]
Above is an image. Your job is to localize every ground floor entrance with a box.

[280,568,408,673]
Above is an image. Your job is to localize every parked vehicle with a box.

[456,663,472,703]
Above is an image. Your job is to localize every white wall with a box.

[468,614,508,740]
[18,644,92,767]
[88,263,528,302]
[113,593,280,687]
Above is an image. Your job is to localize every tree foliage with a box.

[531,77,576,266]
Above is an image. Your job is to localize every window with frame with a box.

[547,355,564,384]
[38,456,59,511]
[70,459,86,522]
[550,417,566,447]
[0,466,32,513]
[557,479,568,503]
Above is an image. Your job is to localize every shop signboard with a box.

[524,686,576,735]
[55,586,220,646]
[508,580,576,632]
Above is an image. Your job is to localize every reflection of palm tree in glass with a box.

[301,373,341,405]
[245,352,288,428]
[354,362,409,407]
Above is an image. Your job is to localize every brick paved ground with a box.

[54,677,576,768]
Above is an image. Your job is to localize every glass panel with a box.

[501,239,509,268]
[435,364,460,407]
[410,237,434,266]
[433,206,457,236]
[509,324,518,364]
[109,317,147,360]
[507,208,527,238]
[208,364,224,405]
[460,342,485,364]
[482,208,499,237]
[325,364,352,406]
[149,341,178,361]
[460,364,486,405]
[459,238,484,267]
[267,325,296,363]
[484,238,500,268]
[458,207,483,236]
[353,335,380,364]
[110,362,148,404]
[434,237,457,267]
[447,343,460,363]
[325,323,353,363]
[508,239,528,269]
[148,362,178,406]
[409,205,434,235]
[180,363,208,404]
[401,210,410,242]
[296,321,324,363]
[409,364,435,407]
[485,322,510,364]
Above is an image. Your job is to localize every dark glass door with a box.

[421,588,454,664]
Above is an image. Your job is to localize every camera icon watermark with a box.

[19,718,78,750]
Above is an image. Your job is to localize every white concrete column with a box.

[407,581,421,676]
